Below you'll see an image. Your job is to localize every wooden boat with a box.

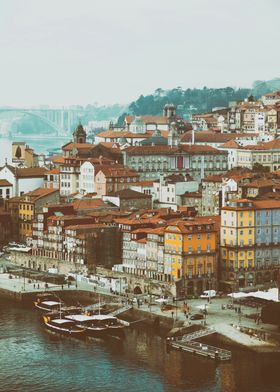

[65,314,128,338]
[35,300,64,312]
[65,314,108,338]
[43,316,85,337]
[34,293,63,311]
[46,306,83,320]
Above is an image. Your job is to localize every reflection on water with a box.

[0,299,280,392]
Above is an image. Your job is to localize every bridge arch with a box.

[0,108,64,136]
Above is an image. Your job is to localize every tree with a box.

[15,145,22,159]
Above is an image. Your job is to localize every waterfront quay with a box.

[1,259,280,354]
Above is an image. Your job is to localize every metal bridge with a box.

[0,107,85,136]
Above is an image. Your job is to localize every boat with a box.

[65,314,108,338]
[43,316,85,337]
[34,293,64,311]
[65,314,128,338]
[45,306,83,320]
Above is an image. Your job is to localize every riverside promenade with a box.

[1,258,280,352]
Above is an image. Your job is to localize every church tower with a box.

[168,122,180,146]
[73,123,87,144]
[163,103,176,119]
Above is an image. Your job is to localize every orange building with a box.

[164,217,219,295]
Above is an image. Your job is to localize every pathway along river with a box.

[0,299,280,392]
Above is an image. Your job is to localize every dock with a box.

[167,327,232,361]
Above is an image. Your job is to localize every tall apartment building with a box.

[220,199,280,291]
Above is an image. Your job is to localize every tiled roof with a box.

[16,167,47,178]
[45,168,60,175]
[62,142,93,151]
[203,174,223,183]
[131,180,155,187]
[110,189,152,199]
[97,166,138,178]
[125,115,169,125]
[0,179,12,187]
[23,187,58,200]
[181,131,258,144]
[220,140,240,148]
[96,130,152,139]
[73,199,107,210]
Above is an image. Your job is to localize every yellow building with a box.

[18,188,59,242]
[164,217,219,295]
[12,142,38,167]
[221,199,255,290]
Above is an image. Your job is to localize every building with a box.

[122,145,228,181]
[153,174,199,210]
[0,164,46,197]
[236,139,280,171]
[103,189,152,211]
[0,179,12,205]
[220,199,280,291]
[164,217,219,295]
[0,209,12,246]
[12,142,39,167]
[94,166,139,196]
[18,188,60,242]
[44,168,60,189]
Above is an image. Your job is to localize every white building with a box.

[0,164,46,197]
[79,161,95,194]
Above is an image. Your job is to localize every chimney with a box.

[191,127,195,145]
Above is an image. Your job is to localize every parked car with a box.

[190,313,204,320]
[200,290,217,299]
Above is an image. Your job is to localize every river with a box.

[0,298,280,392]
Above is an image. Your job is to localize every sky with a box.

[0,0,279,107]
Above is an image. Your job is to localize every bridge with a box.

[0,107,86,136]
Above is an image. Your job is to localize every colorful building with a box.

[221,199,280,291]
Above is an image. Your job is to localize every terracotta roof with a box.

[65,223,106,231]
[125,115,169,125]
[62,142,93,151]
[96,130,152,139]
[110,189,152,199]
[181,131,258,144]
[97,166,138,178]
[203,175,223,183]
[220,140,240,149]
[73,199,107,210]
[0,179,12,187]
[49,155,65,164]
[181,191,202,198]
[45,168,60,175]
[131,180,154,187]
[23,187,58,200]
[16,167,47,178]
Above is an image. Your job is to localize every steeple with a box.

[73,123,87,143]
[168,122,180,146]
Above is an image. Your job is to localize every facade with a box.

[18,188,60,242]
[44,168,60,189]
[12,142,39,167]
[220,199,280,291]
[122,145,228,181]
[164,218,218,295]
[0,179,12,204]
[0,164,46,197]
[103,189,152,210]
[94,166,139,196]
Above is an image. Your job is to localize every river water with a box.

[0,299,280,392]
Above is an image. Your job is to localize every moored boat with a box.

[65,314,108,338]
[35,300,64,312]
[43,316,85,337]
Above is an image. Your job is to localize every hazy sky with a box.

[0,0,279,106]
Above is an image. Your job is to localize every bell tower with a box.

[73,123,87,144]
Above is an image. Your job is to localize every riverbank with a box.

[1,270,280,353]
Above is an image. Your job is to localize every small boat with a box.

[101,315,128,338]
[34,293,64,311]
[43,316,85,337]
[35,300,64,312]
